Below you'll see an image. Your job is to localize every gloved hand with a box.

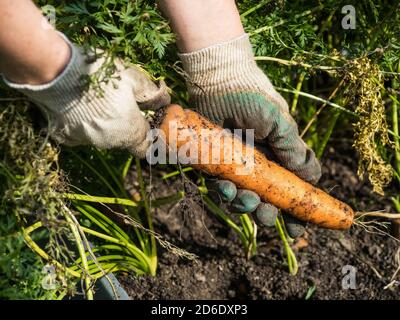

[179,34,321,237]
[2,33,170,158]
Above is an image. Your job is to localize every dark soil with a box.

[119,139,400,300]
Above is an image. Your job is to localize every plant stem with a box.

[202,196,243,234]
[300,80,344,138]
[316,110,341,159]
[65,193,139,207]
[239,214,257,259]
[63,208,94,300]
[69,150,119,197]
[122,155,133,181]
[276,87,357,117]
[23,222,81,278]
[135,158,157,276]
[290,10,335,115]
[162,167,193,179]
[64,192,184,208]
[240,0,272,18]
[391,67,400,177]
[250,5,324,35]
[255,56,337,73]
[275,216,298,275]
[291,73,306,113]
[81,226,151,270]
[0,162,17,183]
[202,195,248,245]
[94,149,127,196]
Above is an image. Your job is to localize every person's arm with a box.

[0,0,170,157]
[0,0,70,84]
[157,0,244,52]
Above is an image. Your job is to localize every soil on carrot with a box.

[119,139,400,300]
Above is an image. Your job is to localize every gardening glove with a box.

[179,34,321,237]
[2,32,170,158]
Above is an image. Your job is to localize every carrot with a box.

[159,104,354,230]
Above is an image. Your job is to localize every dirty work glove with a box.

[2,33,170,158]
[179,34,321,237]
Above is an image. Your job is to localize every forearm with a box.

[157,0,244,52]
[0,0,70,84]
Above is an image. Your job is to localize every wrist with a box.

[36,34,72,85]
[3,32,71,85]
[179,34,258,86]
[158,0,244,53]
[3,38,105,125]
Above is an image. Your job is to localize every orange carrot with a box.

[159,104,354,230]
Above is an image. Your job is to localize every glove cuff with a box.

[178,34,288,123]
[179,34,256,86]
[2,32,111,126]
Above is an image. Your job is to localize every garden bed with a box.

[118,139,400,300]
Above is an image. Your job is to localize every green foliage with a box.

[0,213,57,299]
[239,0,400,191]
[35,0,175,75]
[0,102,75,299]
[65,148,159,276]
[0,102,164,299]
